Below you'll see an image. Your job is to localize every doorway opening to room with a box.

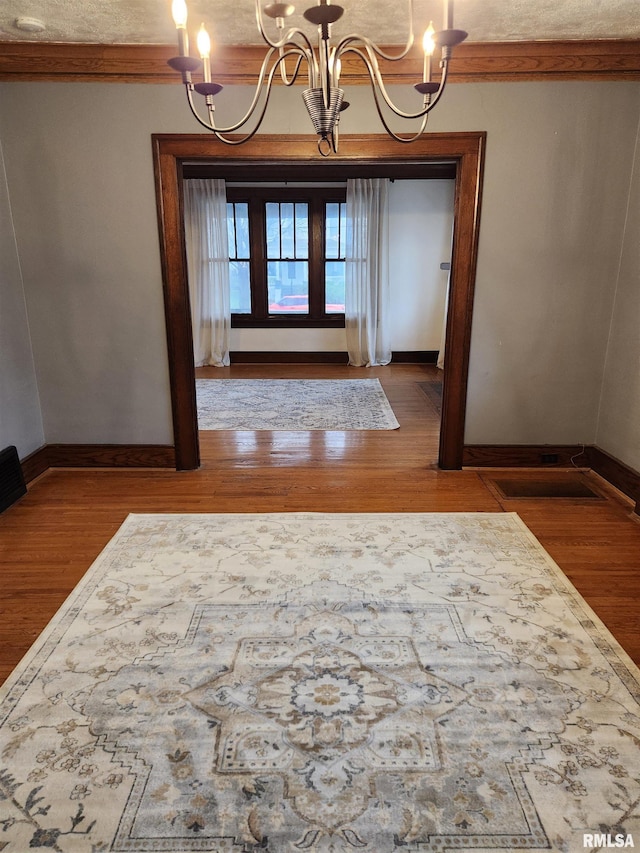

[187,175,453,468]
[152,133,485,471]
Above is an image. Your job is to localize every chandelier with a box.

[168,0,467,156]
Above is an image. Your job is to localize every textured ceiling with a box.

[1,0,640,46]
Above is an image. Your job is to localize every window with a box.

[226,187,347,327]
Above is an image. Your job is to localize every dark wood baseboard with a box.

[392,351,438,364]
[230,351,348,364]
[46,444,176,469]
[463,444,589,468]
[229,351,438,364]
[20,446,50,484]
[587,446,640,514]
[21,444,175,482]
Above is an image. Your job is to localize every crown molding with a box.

[0,39,639,83]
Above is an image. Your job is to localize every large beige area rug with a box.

[1,513,639,852]
[195,379,400,430]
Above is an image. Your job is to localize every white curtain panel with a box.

[345,178,392,367]
[183,179,231,367]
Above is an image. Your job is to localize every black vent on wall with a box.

[0,445,27,513]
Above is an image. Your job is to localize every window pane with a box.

[325,203,340,259]
[325,202,347,261]
[230,260,251,313]
[325,260,345,312]
[234,203,249,257]
[280,203,295,259]
[267,261,309,313]
[226,202,235,255]
[227,202,249,260]
[295,203,309,259]
[266,203,281,258]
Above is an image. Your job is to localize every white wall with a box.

[388,179,454,350]
[596,114,640,472]
[0,138,44,458]
[0,79,639,461]
[231,325,346,352]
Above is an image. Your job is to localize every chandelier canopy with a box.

[168,0,467,156]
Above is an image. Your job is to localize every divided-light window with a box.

[227,187,346,327]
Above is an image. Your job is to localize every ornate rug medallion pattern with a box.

[1,513,639,852]
[195,379,400,430]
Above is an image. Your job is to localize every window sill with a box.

[231,315,346,329]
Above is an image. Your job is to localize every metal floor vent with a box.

[0,445,27,513]
[491,477,602,500]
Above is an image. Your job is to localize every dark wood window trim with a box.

[222,186,347,329]
[152,133,485,471]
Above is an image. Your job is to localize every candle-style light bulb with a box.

[197,23,211,58]
[197,23,212,82]
[172,0,188,28]
[172,0,189,57]
[422,22,435,82]
[422,22,436,56]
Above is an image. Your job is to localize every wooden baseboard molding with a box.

[587,446,640,514]
[463,444,588,468]
[20,446,50,484]
[46,444,176,469]
[229,351,438,364]
[230,351,348,364]
[392,351,439,364]
[21,444,175,481]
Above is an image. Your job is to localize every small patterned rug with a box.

[1,512,639,852]
[195,379,400,429]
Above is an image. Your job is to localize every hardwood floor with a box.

[1,363,639,687]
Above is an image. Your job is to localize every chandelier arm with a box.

[277,48,306,86]
[254,2,316,56]
[333,31,415,64]
[336,46,430,143]
[185,85,266,145]
[184,49,306,140]
[341,45,450,121]
[368,83,431,143]
[255,22,317,86]
[269,26,316,54]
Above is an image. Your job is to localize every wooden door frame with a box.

[152,132,486,470]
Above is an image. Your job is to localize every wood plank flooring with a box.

[1,363,639,687]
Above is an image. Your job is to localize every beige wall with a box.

[0,138,43,457]
[596,114,640,472]
[0,78,638,462]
